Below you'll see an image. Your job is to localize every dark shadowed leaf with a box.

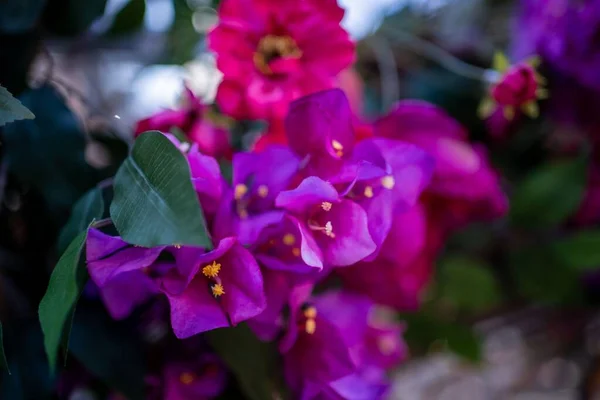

[42,0,108,35]
[510,157,587,228]
[438,256,502,312]
[57,188,105,254]
[110,131,211,248]
[555,230,600,271]
[39,230,89,373]
[108,0,146,36]
[0,85,34,126]
[0,322,8,373]
[207,325,288,400]
[3,85,103,220]
[69,303,145,400]
[0,0,47,33]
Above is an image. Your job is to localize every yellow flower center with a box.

[179,372,195,385]
[321,201,332,211]
[364,186,374,198]
[283,233,296,246]
[211,283,225,297]
[331,140,344,157]
[202,261,221,278]
[303,306,317,335]
[234,183,248,200]
[381,175,395,190]
[257,185,269,198]
[253,35,302,76]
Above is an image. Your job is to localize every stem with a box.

[379,26,488,82]
[91,218,113,229]
[364,36,400,111]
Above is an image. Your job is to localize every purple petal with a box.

[319,200,376,267]
[100,271,158,320]
[219,241,266,325]
[247,270,292,341]
[86,229,164,287]
[165,277,229,338]
[296,218,324,268]
[276,177,339,215]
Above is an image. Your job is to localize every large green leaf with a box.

[207,325,288,400]
[437,256,502,313]
[110,131,211,248]
[0,85,34,126]
[108,0,146,36]
[555,230,600,271]
[57,188,105,254]
[69,304,145,400]
[38,230,89,373]
[0,0,47,33]
[510,157,587,228]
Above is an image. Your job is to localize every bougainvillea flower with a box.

[159,237,266,338]
[135,87,232,159]
[479,52,548,121]
[279,285,356,397]
[513,0,600,91]
[86,229,165,320]
[285,89,357,179]
[338,204,438,310]
[337,138,434,254]
[213,145,300,245]
[275,176,376,268]
[163,355,227,400]
[375,101,508,229]
[209,0,355,120]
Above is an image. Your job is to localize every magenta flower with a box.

[374,101,508,229]
[159,237,266,338]
[135,87,232,159]
[163,355,226,400]
[86,228,165,320]
[338,204,437,311]
[209,0,355,120]
[213,145,300,245]
[275,176,376,268]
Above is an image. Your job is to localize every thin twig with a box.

[364,35,400,112]
[379,26,488,81]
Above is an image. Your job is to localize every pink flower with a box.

[209,0,355,120]
[135,87,232,159]
[479,53,548,121]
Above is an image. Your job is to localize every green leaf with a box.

[0,322,8,373]
[403,313,481,362]
[69,304,145,400]
[58,188,105,254]
[437,256,501,312]
[206,325,288,400]
[510,157,587,228]
[510,245,581,304]
[110,131,211,248]
[0,0,47,33]
[0,85,34,126]
[108,0,146,36]
[39,230,89,373]
[555,230,600,271]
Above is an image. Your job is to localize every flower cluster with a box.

[87,85,506,398]
[80,0,508,398]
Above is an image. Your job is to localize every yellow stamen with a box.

[305,319,316,335]
[179,372,195,385]
[321,201,332,211]
[331,140,344,157]
[377,336,398,356]
[238,208,249,219]
[211,283,225,297]
[536,87,549,99]
[234,184,248,200]
[174,244,182,249]
[364,186,374,198]
[283,233,296,246]
[324,221,334,238]
[521,101,539,119]
[304,306,317,319]
[292,247,301,257]
[202,261,221,278]
[257,185,269,198]
[381,175,395,190]
[254,35,302,76]
[503,106,515,121]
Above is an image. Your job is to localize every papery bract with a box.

[135,87,232,159]
[209,0,355,120]
[163,355,227,400]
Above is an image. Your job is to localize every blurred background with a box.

[3,0,600,399]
